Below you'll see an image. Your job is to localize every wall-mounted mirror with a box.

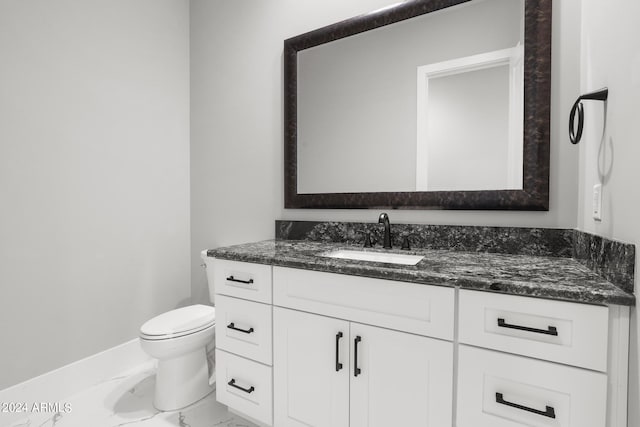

[284,0,551,210]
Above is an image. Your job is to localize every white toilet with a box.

[139,251,218,411]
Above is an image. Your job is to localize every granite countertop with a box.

[208,240,635,306]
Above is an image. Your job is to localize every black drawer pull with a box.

[335,332,343,372]
[228,379,255,394]
[227,322,254,334]
[226,275,254,284]
[497,318,558,336]
[496,392,556,419]
[354,336,362,377]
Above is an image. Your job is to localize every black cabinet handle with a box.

[226,275,254,284]
[228,379,255,394]
[354,336,362,377]
[497,318,558,336]
[227,322,254,334]
[335,332,343,372]
[496,392,556,419]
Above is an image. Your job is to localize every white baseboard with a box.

[0,338,151,425]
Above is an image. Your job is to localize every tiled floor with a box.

[5,361,257,427]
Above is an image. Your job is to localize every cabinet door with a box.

[274,307,350,427]
[350,323,453,427]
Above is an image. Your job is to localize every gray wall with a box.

[0,0,191,389]
[577,1,640,423]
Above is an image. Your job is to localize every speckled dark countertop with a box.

[208,240,635,306]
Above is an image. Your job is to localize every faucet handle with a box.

[401,236,411,250]
[363,232,373,248]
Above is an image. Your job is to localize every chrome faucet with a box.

[378,212,392,249]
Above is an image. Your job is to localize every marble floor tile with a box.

[5,361,257,427]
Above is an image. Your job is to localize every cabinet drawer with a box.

[215,295,272,365]
[216,349,272,426]
[273,266,455,340]
[457,345,607,427]
[213,259,272,304]
[458,289,609,371]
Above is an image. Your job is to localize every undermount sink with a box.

[323,249,424,266]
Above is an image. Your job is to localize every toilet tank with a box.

[200,250,216,305]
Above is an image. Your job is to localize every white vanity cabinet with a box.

[457,289,629,427]
[272,308,350,427]
[456,345,607,427]
[273,307,453,427]
[213,259,274,426]
[211,258,630,427]
[272,266,455,427]
[349,321,452,427]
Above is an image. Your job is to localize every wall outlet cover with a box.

[593,184,602,221]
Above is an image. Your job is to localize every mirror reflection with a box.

[297,0,524,194]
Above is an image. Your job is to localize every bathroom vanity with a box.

[206,232,634,427]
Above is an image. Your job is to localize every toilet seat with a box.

[140,304,216,341]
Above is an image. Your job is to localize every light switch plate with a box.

[593,184,602,221]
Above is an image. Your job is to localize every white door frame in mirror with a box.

[415,45,524,191]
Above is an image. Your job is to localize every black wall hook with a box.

[569,87,608,144]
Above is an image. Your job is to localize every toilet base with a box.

[154,347,215,411]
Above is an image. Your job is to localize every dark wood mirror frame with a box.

[284,0,551,210]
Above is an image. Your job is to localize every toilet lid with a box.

[140,305,215,337]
